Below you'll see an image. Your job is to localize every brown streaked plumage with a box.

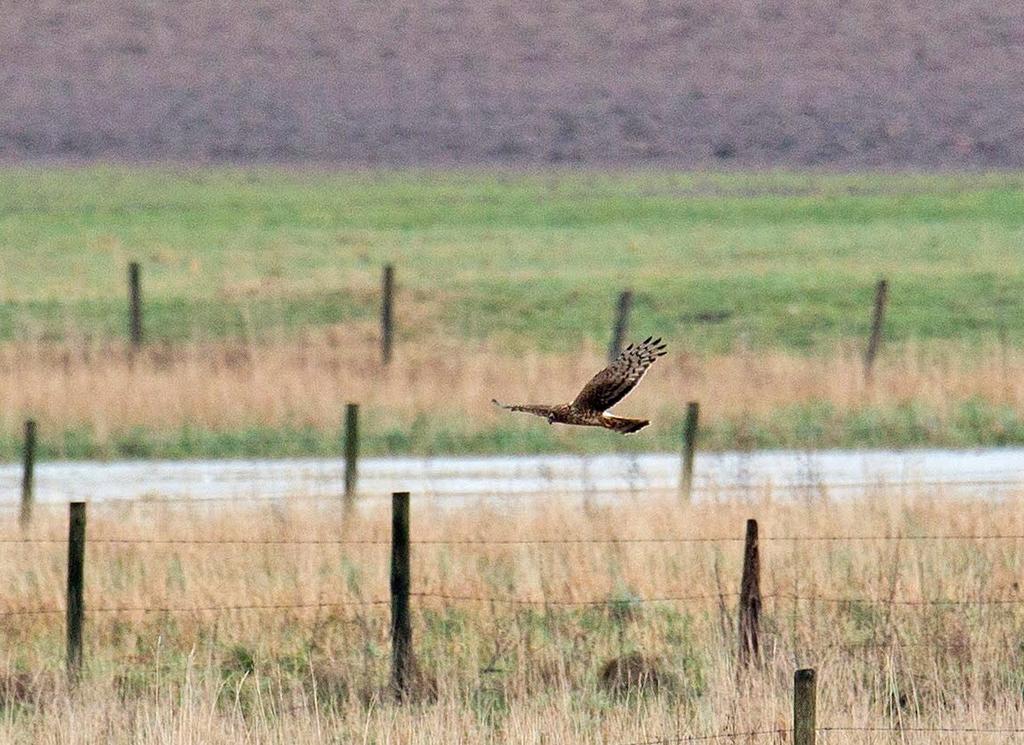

[492,337,667,434]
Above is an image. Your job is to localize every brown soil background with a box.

[3,1,1024,166]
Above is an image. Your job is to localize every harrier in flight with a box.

[493,337,667,434]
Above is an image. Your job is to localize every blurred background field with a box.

[2,167,1023,459]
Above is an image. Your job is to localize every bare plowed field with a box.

[3,1,1024,166]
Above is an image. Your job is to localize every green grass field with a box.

[3,167,1024,351]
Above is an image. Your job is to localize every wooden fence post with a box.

[793,668,817,745]
[680,402,700,500]
[344,403,359,500]
[608,290,634,361]
[737,518,761,668]
[19,420,36,528]
[128,261,143,347]
[67,502,86,681]
[863,278,888,379]
[381,264,394,365]
[390,491,412,698]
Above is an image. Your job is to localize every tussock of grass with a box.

[0,492,1023,742]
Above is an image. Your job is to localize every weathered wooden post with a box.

[19,420,37,528]
[863,278,888,379]
[793,668,817,745]
[381,264,394,365]
[680,402,700,500]
[608,290,633,362]
[737,518,761,668]
[128,261,143,347]
[344,403,359,500]
[67,502,86,681]
[390,491,412,698]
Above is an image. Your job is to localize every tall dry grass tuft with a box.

[1,330,1022,448]
[0,491,1023,742]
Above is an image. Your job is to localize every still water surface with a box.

[0,448,1020,505]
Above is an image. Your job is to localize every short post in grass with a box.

[66,502,86,681]
[19,420,37,529]
[608,289,633,362]
[863,278,888,380]
[737,518,762,669]
[680,401,700,501]
[793,668,817,745]
[128,261,143,347]
[390,491,413,699]
[343,403,359,500]
[381,264,395,365]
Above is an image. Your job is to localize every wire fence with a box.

[3,525,1024,617]
[3,532,1024,545]
[4,499,1024,741]
[619,726,1024,743]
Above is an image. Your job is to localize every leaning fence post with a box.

[390,491,412,698]
[793,668,817,745]
[67,502,86,681]
[128,261,143,347]
[381,264,394,365]
[680,401,700,500]
[608,290,634,361]
[19,420,37,528]
[344,403,359,499]
[737,518,761,668]
[863,278,888,379]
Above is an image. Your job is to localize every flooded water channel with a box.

[0,448,1020,507]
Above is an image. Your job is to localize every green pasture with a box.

[2,399,1021,461]
[2,167,1023,352]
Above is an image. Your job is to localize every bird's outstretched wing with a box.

[491,399,557,419]
[571,337,667,413]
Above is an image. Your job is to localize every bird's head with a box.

[547,412,556,424]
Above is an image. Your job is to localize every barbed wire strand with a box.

[820,725,1024,735]
[0,600,389,618]
[3,533,1024,546]
[620,729,787,744]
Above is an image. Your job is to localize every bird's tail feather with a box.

[602,415,650,434]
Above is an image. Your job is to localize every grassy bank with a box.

[3,168,1024,352]
[0,494,1022,742]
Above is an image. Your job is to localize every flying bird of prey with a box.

[493,337,667,434]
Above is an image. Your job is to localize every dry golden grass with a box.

[0,490,1023,742]
[1,328,1022,453]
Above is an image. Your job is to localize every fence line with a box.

[622,731,786,744]
[0,600,389,618]
[776,593,1024,606]
[819,725,1024,735]
[6,497,1024,728]
[410,592,740,606]
[4,533,1024,546]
